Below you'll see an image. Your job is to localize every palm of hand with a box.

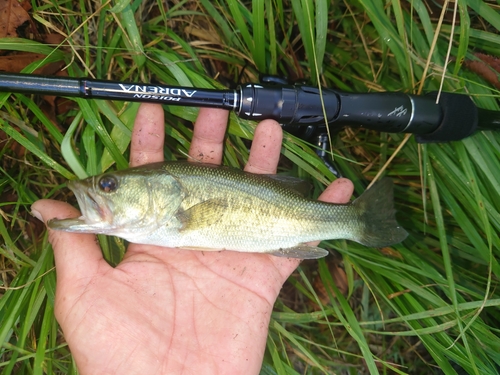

[55,244,294,375]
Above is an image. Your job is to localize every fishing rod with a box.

[0,72,499,144]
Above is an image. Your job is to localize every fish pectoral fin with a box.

[268,245,329,259]
[177,199,227,231]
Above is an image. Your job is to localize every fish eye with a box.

[98,176,118,192]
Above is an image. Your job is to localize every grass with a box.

[1,0,500,374]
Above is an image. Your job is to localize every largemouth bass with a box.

[48,162,407,259]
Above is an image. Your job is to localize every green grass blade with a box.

[427,157,478,374]
[316,262,379,374]
[112,4,146,68]
[61,112,88,179]
[227,0,253,59]
[74,99,128,171]
[0,120,74,179]
[252,0,266,72]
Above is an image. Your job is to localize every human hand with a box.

[31,104,354,375]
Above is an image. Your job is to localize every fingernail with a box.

[31,207,43,222]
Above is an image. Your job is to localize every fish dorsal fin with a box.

[265,174,311,197]
[177,199,227,232]
[267,245,329,259]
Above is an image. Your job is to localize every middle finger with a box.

[189,108,229,164]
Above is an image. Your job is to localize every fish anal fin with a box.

[268,245,329,259]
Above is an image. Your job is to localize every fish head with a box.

[48,167,184,237]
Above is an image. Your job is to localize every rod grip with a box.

[415,92,478,143]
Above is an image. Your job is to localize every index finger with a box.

[244,120,282,174]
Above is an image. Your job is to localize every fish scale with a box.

[48,161,408,259]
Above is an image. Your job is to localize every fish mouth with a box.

[48,180,114,233]
[69,180,113,225]
[48,181,113,233]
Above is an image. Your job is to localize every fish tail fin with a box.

[352,178,408,247]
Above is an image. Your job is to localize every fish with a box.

[48,161,408,259]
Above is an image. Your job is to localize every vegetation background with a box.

[1,0,500,374]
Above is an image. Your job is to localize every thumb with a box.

[31,199,106,286]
